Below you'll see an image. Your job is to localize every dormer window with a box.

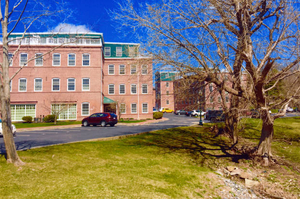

[104,47,111,56]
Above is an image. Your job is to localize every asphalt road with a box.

[0,114,204,152]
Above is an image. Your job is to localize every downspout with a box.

[100,40,103,112]
[137,70,140,120]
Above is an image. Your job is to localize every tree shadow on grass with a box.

[125,126,251,167]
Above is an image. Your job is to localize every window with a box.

[52,78,60,91]
[141,65,148,75]
[142,84,148,94]
[142,103,148,113]
[166,91,169,95]
[119,84,125,94]
[226,96,229,103]
[218,97,221,102]
[119,65,125,75]
[82,78,90,91]
[131,84,137,94]
[116,46,122,56]
[166,100,169,105]
[82,54,90,66]
[19,78,27,92]
[20,53,28,66]
[131,65,137,74]
[52,104,77,120]
[53,53,61,66]
[10,80,12,92]
[209,83,213,92]
[10,104,36,121]
[8,53,13,66]
[108,84,115,94]
[68,54,76,66]
[166,82,169,87]
[129,47,135,57]
[35,53,43,66]
[131,103,137,113]
[68,78,75,91]
[82,102,90,116]
[104,47,111,56]
[210,96,214,103]
[34,78,43,92]
[108,65,115,75]
[120,103,126,114]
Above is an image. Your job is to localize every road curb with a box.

[16,117,169,132]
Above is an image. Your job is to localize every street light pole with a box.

[198,90,203,126]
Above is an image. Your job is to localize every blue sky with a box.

[9,0,154,44]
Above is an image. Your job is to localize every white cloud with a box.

[49,23,95,33]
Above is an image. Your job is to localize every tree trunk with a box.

[224,110,239,144]
[257,110,274,166]
[1,15,24,165]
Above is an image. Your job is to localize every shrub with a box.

[43,115,56,123]
[153,112,163,120]
[22,116,33,123]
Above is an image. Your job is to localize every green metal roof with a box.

[160,72,177,81]
[103,96,115,104]
[104,43,139,58]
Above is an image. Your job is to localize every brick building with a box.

[5,32,153,121]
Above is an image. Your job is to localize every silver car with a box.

[0,119,17,137]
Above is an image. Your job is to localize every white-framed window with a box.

[119,84,125,94]
[129,47,135,57]
[52,104,77,120]
[19,78,27,92]
[166,100,169,105]
[108,84,115,95]
[116,46,122,56]
[166,91,169,95]
[10,104,36,122]
[210,96,214,103]
[209,83,213,92]
[10,80,12,92]
[68,78,76,91]
[119,65,125,75]
[131,103,137,113]
[52,78,60,91]
[104,47,111,56]
[35,53,43,66]
[8,53,13,66]
[166,82,169,87]
[82,54,90,66]
[142,84,148,94]
[68,54,76,66]
[131,65,137,74]
[131,84,137,94]
[141,65,148,75]
[82,78,90,91]
[108,65,115,75]
[52,53,61,66]
[120,103,126,114]
[142,103,148,113]
[82,102,90,116]
[20,53,28,66]
[34,78,43,92]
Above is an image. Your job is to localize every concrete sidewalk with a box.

[17,117,169,132]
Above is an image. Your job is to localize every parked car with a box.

[0,119,17,137]
[82,112,118,127]
[161,108,174,113]
[286,107,294,112]
[185,111,193,117]
[174,110,186,115]
[153,108,158,112]
[190,110,206,117]
[205,110,224,122]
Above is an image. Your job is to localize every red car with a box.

[82,112,118,127]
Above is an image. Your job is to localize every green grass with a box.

[118,119,146,123]
[0,127,225,198]
[240,116,300,164]
[13,121,82,129]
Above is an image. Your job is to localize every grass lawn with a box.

[1,117,299,198]
[240,116,300,164]
[0,127,224,198]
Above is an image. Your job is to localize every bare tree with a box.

[114,0,300,165]
[0,0,71,165]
